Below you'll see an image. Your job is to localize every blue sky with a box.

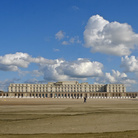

[0,0,138,91]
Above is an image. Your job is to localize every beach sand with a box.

[0,98,138,137]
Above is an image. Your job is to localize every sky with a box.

[0,0,138,92]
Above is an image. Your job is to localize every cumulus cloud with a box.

[0,52,30,71]
[121,56,138,72]
[0,52,55,72]
[96,70,136,85]
[0,52,103,82]
[55,30,65,40]
[57,58,103,78]
[84,15,138,56]
[32,70,43,77]
[40,59,68,81]
[39,58,103,81]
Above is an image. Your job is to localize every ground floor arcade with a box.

[0,91,138,99]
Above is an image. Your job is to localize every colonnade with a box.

[0,92,138,98]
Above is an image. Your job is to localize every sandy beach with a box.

[0,98,138,137]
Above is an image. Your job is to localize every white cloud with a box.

[29,56,54,65]
[62,41,69,45]
[0,52,30,71]
[1,52,137,91]
[55,30,65,40]
[84,15,138,56]
[121,56,138,72]
[57,58,103,78]
[18,70,30,76]
[41,59,69,81]
[0,52,103,81]
[61,36,81,45]
[0,52,55,72]
[96,70,136,85]
[55,30,81,45]
[32,70,43,77]
[39,58,103,81]
[18,69,44,77]
[69,36,81,44]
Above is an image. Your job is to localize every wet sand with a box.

[0,98,138,137]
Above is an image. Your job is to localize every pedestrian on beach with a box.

[84,97,86,103]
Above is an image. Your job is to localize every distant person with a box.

[84,97,86,103]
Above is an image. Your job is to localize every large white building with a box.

[2,81,129,98]
[8,81,126,93]
[1,81,138,98]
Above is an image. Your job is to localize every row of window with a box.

[10,88,105,91]
[10,85,105,89]
[10,90,104,92]
[10,86,106,90]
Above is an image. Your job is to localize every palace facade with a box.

[1,81,137,99]
[8,81,126,93]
